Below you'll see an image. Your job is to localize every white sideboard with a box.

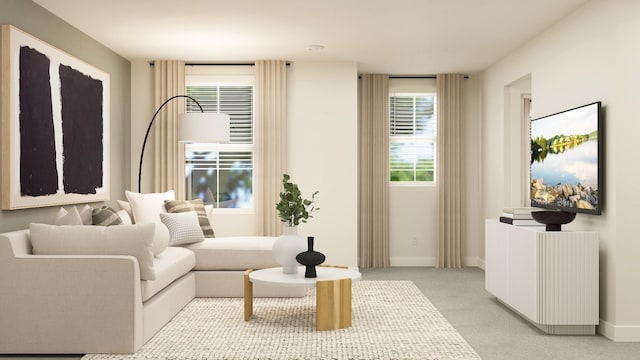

[485,219,599,335]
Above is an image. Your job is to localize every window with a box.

[389,93,436,183]
[184,80,254,209]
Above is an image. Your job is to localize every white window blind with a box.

[389,93,436,182]
[184,81,254,209]
[186,85,253,144]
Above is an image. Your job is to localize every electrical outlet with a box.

[411,236,418,246]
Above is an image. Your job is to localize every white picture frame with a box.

[1,25,110,209]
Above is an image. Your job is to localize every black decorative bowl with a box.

[531,210,577,231]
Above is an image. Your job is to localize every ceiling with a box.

[33,0,590,74]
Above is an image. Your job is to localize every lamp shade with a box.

[178,112,230,143]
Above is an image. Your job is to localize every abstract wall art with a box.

[1,25,110,209]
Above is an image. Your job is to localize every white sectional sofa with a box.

[0,229,303,354]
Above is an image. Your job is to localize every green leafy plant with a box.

[276,174,319,227]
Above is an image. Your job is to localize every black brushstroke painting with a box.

[59,64,103,194]
[18,46,59,196]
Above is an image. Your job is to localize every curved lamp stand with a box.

[137,95,203,193]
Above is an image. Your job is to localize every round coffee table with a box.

[243,266,361,331]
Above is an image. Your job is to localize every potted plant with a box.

[272,174,319,274]
[276,173,319,227]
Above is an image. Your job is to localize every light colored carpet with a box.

[83,280,480,360]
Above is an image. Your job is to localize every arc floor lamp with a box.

[137,95,230,192]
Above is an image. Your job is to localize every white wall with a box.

[390,185,436,266]
[129,62,359,249]
[611,0,640,341]
[287,61,359,267]
[481,0,640,341]
[130,61,153,193]
[389,76,482,267]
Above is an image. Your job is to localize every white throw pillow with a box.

[125,190,175,224]
[150,221,170,256]
[54,207,83,225]
[117,209,133,225]
[160,212,205,246]
[117,200,134,223]
[77,204,93,225]
[29,223,156,280]
[204,204,215,233]
[205,204,213,222]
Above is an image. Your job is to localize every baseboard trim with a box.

[389,257,484,268]
[476,258,486,270]
[464,257,482,268]
[598,319,640,342]
[390,257,434,267]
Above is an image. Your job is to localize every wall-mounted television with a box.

[530,101,602,215]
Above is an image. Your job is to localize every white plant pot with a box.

[272,225,306,274]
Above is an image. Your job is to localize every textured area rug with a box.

[83,280,480,360]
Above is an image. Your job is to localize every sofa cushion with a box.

[183,236,279,271]
[140,246,195,301]
[29,223,156,280]
[125,190,175,223]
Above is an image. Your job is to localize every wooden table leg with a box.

[244,269,253,321]
[318,264,349,269]
[316,278,352,331]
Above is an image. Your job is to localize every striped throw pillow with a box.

[92,206,123,226]
[164,199,215,238]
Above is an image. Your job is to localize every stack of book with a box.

[500,207,543,226]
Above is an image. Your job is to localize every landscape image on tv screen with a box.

[530,102,601,214]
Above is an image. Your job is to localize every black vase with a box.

[296,236,325,278]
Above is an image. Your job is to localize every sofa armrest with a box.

[0,250,144,354]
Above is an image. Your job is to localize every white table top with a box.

[249,266,362,287]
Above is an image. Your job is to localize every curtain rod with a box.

[147,63,466,78]
[147,62,465,76]
[149,61,290,66]
[388,75,469,79]
[358,75,469,79]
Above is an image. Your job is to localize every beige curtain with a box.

[358,74,390,269]
[153,60,185,194]
[254,60,288,236]
[436,74,465,268]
